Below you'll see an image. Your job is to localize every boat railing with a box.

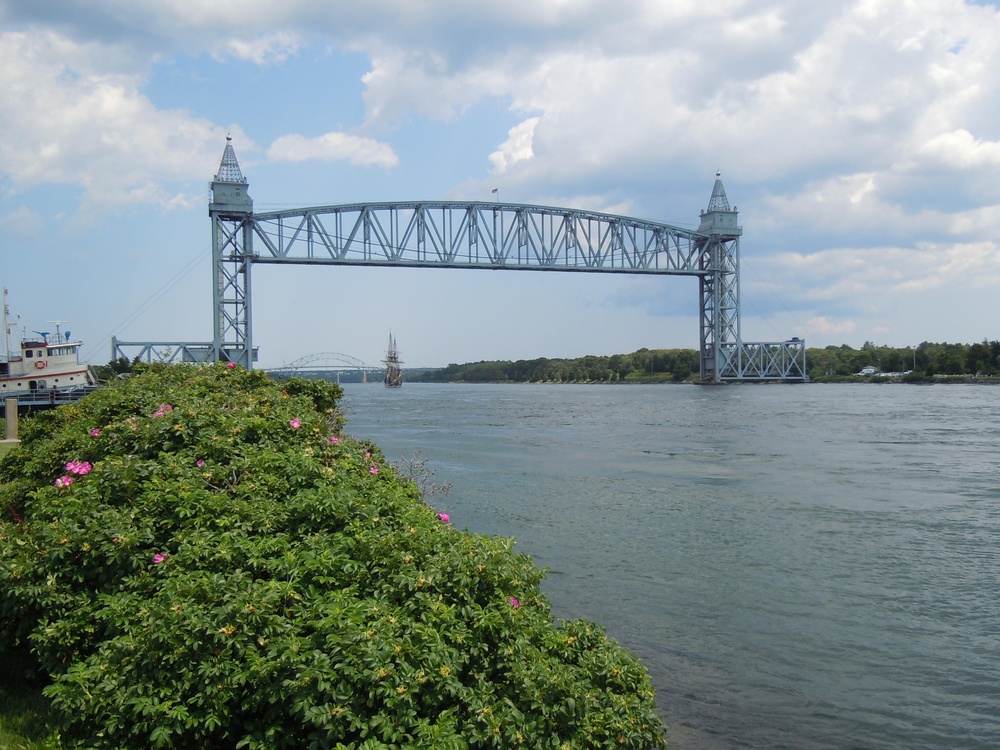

[1,385,102,410]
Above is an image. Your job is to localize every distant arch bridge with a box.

[112,138,807,382]
[267,352,378,378]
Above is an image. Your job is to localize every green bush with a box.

[0,364,665,749]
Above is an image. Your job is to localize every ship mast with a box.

[383,332,404,387]
[2,288,11,362]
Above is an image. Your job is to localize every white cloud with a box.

[769,239,1000,305]
[0,30,238,212]
[5,2,1000,207]
[267,132,398,169]
[802,316,857,337]
[757,170,998,242]
[946,203,1000,235]
[360,49,511,125]
[919,129,1000,168]
[489,118,539,174]
[219,32,300,64]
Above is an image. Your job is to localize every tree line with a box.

[409,340,1000,383]
[809,340,1000,379]
[413,348,702,384]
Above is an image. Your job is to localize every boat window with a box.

[25,350,32,358]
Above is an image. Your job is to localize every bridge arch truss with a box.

[250,202,705,273]
[267,352,377,378]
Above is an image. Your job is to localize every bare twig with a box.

[394,451,452,497]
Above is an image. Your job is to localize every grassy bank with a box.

[0,679,61,749]
[0,640,60,748]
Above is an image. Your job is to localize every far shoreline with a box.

[400,376,1000,386]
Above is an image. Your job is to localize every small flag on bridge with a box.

[491,188,498,194]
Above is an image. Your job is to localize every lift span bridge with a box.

[114,138,806,382]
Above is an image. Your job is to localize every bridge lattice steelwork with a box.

[113,138,806,382]
[267,352,376,375]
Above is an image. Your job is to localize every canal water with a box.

[340,383,1000,749]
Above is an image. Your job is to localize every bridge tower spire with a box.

[209,135,256,367]
[697,170,742,382]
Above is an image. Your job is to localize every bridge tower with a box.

[208,136,256,367]
[697,172,741,382]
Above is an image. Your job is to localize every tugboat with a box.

[383,333,403,388]
[0,288,98,409]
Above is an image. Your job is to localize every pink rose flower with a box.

[369,465,379,475]
[438,513,450,524]
[153,552,168,564]
[509,597,520,609]
[90,428,101,437]
[289,418,301,429]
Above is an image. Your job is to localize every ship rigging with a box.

[383,333,403,388]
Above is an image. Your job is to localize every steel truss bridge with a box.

[113,138,806,382]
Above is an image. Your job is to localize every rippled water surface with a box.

[341,383,1000,749]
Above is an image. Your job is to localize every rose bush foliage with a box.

[0,364,665,749]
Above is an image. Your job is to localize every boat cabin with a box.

[1,334,97,397]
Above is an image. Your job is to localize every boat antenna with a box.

[47,320,68,343]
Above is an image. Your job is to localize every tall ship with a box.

[383,333,403,388]
[1,288,98,407]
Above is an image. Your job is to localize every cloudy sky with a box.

[2,0,999,369]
